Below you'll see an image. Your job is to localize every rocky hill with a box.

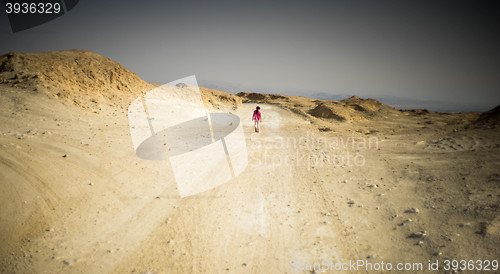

[0,50,241,110]
[473,105,500,129]
[237,92,399,122]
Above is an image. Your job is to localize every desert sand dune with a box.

[0,51,499,273]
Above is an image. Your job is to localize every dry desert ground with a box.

[0,51,499,273]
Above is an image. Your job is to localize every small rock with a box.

[399,219,412,226]
[459,222,471,227]
[63,259,75,265]
[433,251,442,256]
[347,199,355,204]
[89,182,94,186]
[416,241,424,246]
[62,154,68,158]
[409,231,427,238]
[367,184,378,188]
[46,227,54,232]
[405,208,420,214]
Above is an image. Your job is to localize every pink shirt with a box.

[253,110,261,120]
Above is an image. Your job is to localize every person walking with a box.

[252,106,262,133]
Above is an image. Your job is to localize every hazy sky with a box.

[1,0,499,110]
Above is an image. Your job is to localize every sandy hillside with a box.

[1,51,499,273]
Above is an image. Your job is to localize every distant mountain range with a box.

[308,92,489,113]
[199,80,491,113]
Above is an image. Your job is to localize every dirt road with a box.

[1,89,498,273]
